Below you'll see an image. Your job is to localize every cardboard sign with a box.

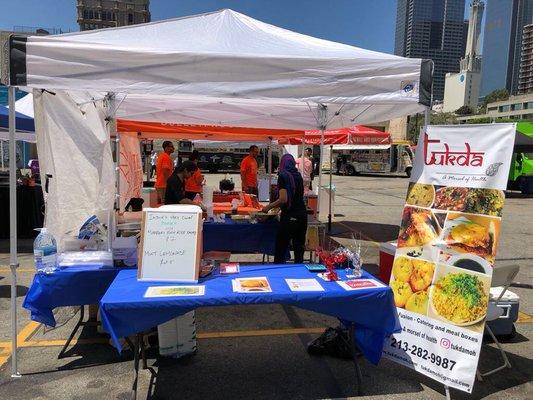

[138,205,203,282]
[382,124,516,393]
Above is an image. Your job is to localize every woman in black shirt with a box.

[262,154,307,264]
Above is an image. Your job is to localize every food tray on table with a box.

[230,214,250,224]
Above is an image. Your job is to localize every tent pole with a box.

[1,140,4,169]
[300,140,305,175]
[317,104,327,220]
[328,144,333,232]
[424,106,430,128]
[8,86,21,378]
[268,138,272,201]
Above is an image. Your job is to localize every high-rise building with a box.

[77,0,150,31]
[480,0,533,97]
[443,1,485,112]
[518,24,533,93]
[394,0,466,101]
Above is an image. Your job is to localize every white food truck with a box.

[333,142,414,177]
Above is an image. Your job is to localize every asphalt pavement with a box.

[0,173,531,399]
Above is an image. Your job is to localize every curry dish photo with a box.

[390,256,435,315]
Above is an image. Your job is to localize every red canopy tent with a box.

[279,125,391,146]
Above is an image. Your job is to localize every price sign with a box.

[138,205,203,282]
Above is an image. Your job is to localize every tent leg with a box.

[317,104,327,220]
[268,139,272,201]
[424,106,430,128]
[8,86,21,378]
[328,145,333,232]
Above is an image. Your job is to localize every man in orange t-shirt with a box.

[240,145,259,195]
[155,141,175,204]
[185,150,204,200]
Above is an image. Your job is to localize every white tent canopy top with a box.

[9,9,432,129]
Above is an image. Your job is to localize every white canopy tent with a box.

[5,9,432,376]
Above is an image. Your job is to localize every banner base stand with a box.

[444,385,451,400]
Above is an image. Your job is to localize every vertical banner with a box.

[382,124,516,393]
[119,132,143,211]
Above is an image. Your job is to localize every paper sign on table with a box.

[220,262,240,274]
[337,279,385,291]
[144,285,205,298]
[232,277,272,293]
[285,278,324,292]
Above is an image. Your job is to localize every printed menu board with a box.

[382,124,516,393]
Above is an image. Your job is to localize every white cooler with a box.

[487,288,520,337]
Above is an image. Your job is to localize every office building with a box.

[480,0,533,97]
[394,0,466,101]
[443,1,484,112]
[77,0,150,31]
[518,24,533,94]
[457,93,533,121]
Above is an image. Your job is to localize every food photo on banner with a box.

[382,123,516,393]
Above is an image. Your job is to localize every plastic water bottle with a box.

[33,228,58,273]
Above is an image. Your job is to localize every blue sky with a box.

[0,0,470,54]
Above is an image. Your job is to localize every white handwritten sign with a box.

[138,205,203,282]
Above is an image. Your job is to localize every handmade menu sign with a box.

[138,205,203,282]
[382,124,516,393]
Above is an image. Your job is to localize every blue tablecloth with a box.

[23,266,126,327]
[100,265,400,364]
[203,219,278,255]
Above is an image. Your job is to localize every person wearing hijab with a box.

[262,154,308,264]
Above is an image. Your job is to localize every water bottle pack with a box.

[34,228,58,273]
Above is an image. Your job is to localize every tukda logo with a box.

[423,133,485,167]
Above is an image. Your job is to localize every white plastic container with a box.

[157,311,197,358]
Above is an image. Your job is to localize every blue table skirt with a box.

[203,219,278,255]
[22,266,126,327]
[100,265,400,365]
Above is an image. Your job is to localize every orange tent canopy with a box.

[117,119,304,141]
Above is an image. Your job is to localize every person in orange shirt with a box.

[155,141,175,204]
[240,145,259,195]
[185,150,204,200]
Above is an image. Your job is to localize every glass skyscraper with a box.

[480,0,533,97]
[395,0,466,101]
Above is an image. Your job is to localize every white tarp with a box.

[33,90,115,249]
[18,9,429,129]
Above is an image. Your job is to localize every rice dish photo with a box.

[405,183,435,208]
[431,272,488,325]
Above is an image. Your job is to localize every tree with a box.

[455,105,473,116]
[407,112,458,142]
[481,89,509,112]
